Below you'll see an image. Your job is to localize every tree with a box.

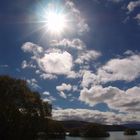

[69,128,81,137]
[46,119,65,138]
[82,124,110,137]
[0,75,52,139]
[42,101,52,118]
[124,128,137,135]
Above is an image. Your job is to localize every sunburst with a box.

[45,11,67,35]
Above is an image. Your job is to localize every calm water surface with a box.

[65,131,140,140]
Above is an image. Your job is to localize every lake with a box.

[65,131,140,140]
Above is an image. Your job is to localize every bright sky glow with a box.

[45,11,67,35]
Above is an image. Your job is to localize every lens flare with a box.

[45,11,66,34]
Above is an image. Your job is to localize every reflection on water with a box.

[65,131,140,140]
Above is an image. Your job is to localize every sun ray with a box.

[45,11,67,34]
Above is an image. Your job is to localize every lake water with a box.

[65,131,140,140]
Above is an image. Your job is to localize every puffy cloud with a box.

[97,53,140,83]
[78,52,140,113]
[37,51,73,75]
[50,39,101,65]
[52,108,140,124]
[127,0,140,12]
[21,42,43,56]
[66,71,80,79]
[75,50,101,64]
[50,38,86,50]
[79,86,118,106]
[21,41,100,80]
[81,70,98,88]
[21,43,77,81]
[42,91,50,96]
[56,83,72,92]
[56,83,72,99]
[78,52,140,87]
[79,85,140,113]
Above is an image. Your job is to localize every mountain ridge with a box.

[56,120,140,131]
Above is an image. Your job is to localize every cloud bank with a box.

[53,109,140,124]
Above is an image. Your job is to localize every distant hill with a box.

[57,120,140,131]
[123,123,140,130]
[59,120,90,129]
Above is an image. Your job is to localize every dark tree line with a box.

[69,123,110,137]
[0,75,64,140]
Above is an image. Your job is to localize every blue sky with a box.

[1,0,140,124]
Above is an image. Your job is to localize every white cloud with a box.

[42,91,56,103]
[81,70,98,88]
[56,83,72,92]
[43,96,56,103]
[21,42,43,56]
[79,85,140,113]
[21,60,36,69]
[27,78,40,89]
[35,70,41,74]
[79,86,122,106]
[37,51,73,75]
[66,71,80,79]
[40,73,57,80]
[21,60,28,69]
[65,0,89,34]
[58,91,67,99]
[56,83,73,99]
[98,53,140,83]
[21,41,100,80]
[42,91,50,96]
[52,108,140,124]
[127,0,140,12]
[50,38,86,50]
[78,52,140,89]
[78,52,140,113]
[72,85,79,92]
[75,50,101,64]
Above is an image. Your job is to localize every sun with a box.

[45,11,67,35]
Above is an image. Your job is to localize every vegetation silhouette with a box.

[68,123,110,137]
[0,75,115,139]
[124,128,137,135]
[69,128,81,137]
[0,75,65,140]
[82,124,110,137]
